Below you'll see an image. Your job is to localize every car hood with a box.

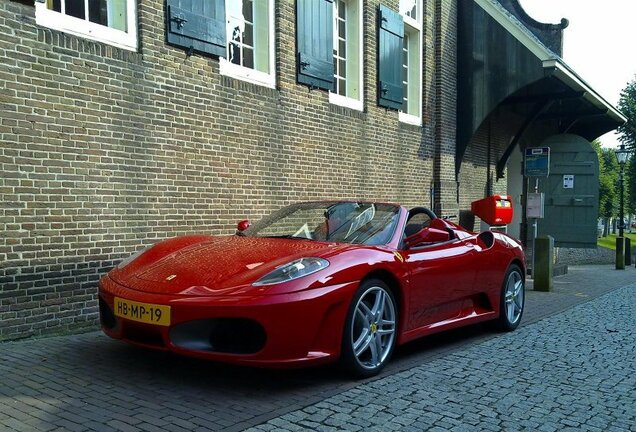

[112,235,347,295]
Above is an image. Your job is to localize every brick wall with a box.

[432,0,458,217]
[458,118,511,230]
[0,0,498,340]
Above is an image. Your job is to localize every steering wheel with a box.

[403,207,438,238]
[407,207,437,221]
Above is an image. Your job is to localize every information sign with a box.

[525,147,550,177]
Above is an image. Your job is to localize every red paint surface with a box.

[471,195,514,226]
[99,204,525,368]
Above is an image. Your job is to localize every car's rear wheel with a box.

[341,279,397,378]
[496,264,525,331]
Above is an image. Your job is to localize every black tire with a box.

[496,264,525,331]
[340,279,398,378]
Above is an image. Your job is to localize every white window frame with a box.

[35,0,137,51]
[220,0,276,89]
[329,0,364,112]
[398,0,422,126]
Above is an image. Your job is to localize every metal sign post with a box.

[524,147,550,278]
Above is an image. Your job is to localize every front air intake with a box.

[99,297,116,330]
[170,318,266,354]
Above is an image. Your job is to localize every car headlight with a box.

[252,257,329,286]
[117,246,151,269]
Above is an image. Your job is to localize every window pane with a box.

[108,0,128,31]
[40,0,135,47]
[226,0,270,73]
[403,33,409,70]
[227,1,243,19]
[403,33,409,106]
[243,0,253,22]
[338,78,346,96]
[230,22,242,43]
[65,0,85,20]
[400,0,417,20]
[333,0,352,99]
[243,48,254,69]
[252,0,269,73]
[229,42,241,65]
[67,0,127,31]
[88,0,108,26]
[330,0,362,102]
[244,24,254,47]
[48,0,61,13]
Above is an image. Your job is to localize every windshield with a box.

[242,202,400,245]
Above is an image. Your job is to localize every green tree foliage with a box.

[603,149,620,218]
[618,77,636,216]
[593,140,618,218]
[625,153,636,215]
[618,77,636,151]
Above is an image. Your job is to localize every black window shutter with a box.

[296,0,334,90]
[166,0,226,58]
[377,5,404,110]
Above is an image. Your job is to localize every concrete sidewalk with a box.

[1,264,635,432]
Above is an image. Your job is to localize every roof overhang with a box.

[457,0,627,177]
[479,0,625,124]
[542,59,627,124]
[473,0,554,59]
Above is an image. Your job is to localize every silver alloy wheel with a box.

[504,270,524,324]
[351,286,396,370]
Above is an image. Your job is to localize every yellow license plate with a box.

[114,298,171,326]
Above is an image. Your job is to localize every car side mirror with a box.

[237,220,251,232]
[404,227,450,248]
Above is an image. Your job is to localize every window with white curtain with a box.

[220,0,276,89]
[329,0,363,111]
[399,0,422,125]
[35,0,137,51]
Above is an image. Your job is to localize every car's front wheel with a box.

[341,279,397,378]
[496,264,525,331]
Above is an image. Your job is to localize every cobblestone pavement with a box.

[247,284,636,432]
[1,265,635,432]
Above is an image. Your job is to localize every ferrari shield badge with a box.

[393,252,404,262]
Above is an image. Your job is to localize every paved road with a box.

[0,265,635,431]
[247,284,636,432]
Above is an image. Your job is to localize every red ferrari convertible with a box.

[99,201,525,377]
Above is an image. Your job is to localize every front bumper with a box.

[98,275,358,367]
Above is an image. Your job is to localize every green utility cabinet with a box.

[533,135,599,249]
